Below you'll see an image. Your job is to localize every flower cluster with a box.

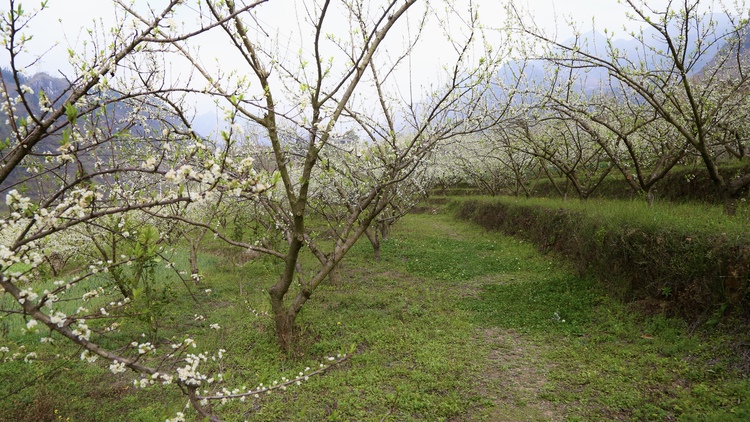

[174,352,211,386]
[109,361,127,374]
[192,352,351,406]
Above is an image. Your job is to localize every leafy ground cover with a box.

[2,208,749,421]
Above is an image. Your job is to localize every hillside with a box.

[498,15,748,94]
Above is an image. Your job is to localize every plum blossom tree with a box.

[0,1,299,420]
[510,111,613,200]
[547,90,688,204]
[507,0,750,212]
[2,0,507,419]
[443,132,542,197]
[128,0,505,349]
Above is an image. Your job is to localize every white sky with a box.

[8,0,673,115]
[18,0,637,73]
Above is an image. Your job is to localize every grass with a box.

[2,207,749,421]
[461,195,750,235]
[455,195,750,321]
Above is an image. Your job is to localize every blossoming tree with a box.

[507,0,750,212]
[0,1,286,419]
[1,0,507,419]
[131,0,505,349]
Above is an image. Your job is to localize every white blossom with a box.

[80,350,98,363]
[109,361,127,374]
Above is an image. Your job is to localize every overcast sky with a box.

[8,0,675,117]
[18,0,641,74]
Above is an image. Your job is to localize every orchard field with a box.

[2,0,750,421]
[3,201,750,421]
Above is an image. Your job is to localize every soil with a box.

[469,328,566,421]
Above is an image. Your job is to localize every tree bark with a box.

[272,310,298,352]
[365,228,381,261]
[328,263,342,285]
[646,187,655,207]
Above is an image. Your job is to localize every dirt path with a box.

[403,213,568,421]
[474,328,566,421]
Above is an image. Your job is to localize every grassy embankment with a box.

[1,200,749,421]
[456,196,750,322]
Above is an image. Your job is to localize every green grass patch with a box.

[460,195,750,234]
[2,208,749,421]
[457,196,750,321]
[453,198,750,421]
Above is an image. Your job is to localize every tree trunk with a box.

[365,228,381,261]
[328,263,341,285]
[379,220,391,241]
[272,307,297,352]
[187,226,208,283]
[268,231,305,351]
[646,187,655,207]
[723,174,750,216]
[189,239,200,283]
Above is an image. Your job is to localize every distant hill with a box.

[702,26,750,80]
[498,14,744,95]
[191,110,226,137]
[0,69,194,200]
[0,69,71,194]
